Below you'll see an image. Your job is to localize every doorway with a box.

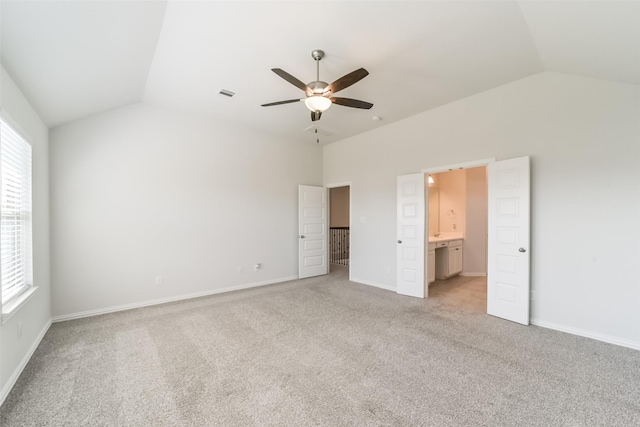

[397,156,531,324]
[328,186,350,274]
[426,167,487,312]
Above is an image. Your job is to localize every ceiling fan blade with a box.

[272,68,311,93]
[331,97,373,110]
[261,99,303,107]
[311,111,322,121]
[327,68,369,94]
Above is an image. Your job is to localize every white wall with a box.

[324,72,640,348]
[464,167,487,275]
[330,186,350,228]
[0,66,51,402]
[50,103,322,318]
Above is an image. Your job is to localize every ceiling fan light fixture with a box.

[262,49,372,122]
[304,95,332,112]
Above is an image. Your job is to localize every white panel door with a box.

[299,185,328,279]
[487,156,530,325]
[397,174,425,298]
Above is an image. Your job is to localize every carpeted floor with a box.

[2,268,639,426]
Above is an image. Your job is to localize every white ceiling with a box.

[1,1,639,144]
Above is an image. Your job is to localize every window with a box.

[1,118,33,306]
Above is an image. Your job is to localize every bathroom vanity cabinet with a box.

[428,243,436,284]
[434,239,463,280]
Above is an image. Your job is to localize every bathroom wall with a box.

[463,167,488,275]
[427,181,439,234]
[431,167,486,276]
[437,169,466,235]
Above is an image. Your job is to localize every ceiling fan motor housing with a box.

[307,81,329,96]
[311,49,325,61]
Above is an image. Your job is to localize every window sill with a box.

[2,286,38,324]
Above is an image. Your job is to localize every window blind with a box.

[1,118,33,305]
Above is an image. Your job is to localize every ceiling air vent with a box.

[218,89,236,98]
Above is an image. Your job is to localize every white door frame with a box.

[421,158,496,175]
[325,182,352,280]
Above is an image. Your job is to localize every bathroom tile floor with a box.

[428,275,487,313]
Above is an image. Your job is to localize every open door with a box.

[396,173,425,298]
[298,185,328,279]
[487,156,530,325]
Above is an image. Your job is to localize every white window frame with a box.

[1,116,34,320]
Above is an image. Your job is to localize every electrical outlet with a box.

[237,266,243,274]
[155,275,163,286]
[17,321,23,339]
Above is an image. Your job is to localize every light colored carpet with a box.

[2,268,640,426]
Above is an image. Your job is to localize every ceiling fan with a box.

[261,49,373,122]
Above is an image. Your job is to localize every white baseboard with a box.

[350,276,396,292]
[460,272,487,277]
[0,318,52,407]
[531,319,640,351]
[52,276,298,323]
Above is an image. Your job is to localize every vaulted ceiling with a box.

[1,1,639,144]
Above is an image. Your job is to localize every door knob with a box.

[397,240,402,244]
[519,247,526,253]
[299,235,305,239]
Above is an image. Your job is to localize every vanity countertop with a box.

[428,233,464,243]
